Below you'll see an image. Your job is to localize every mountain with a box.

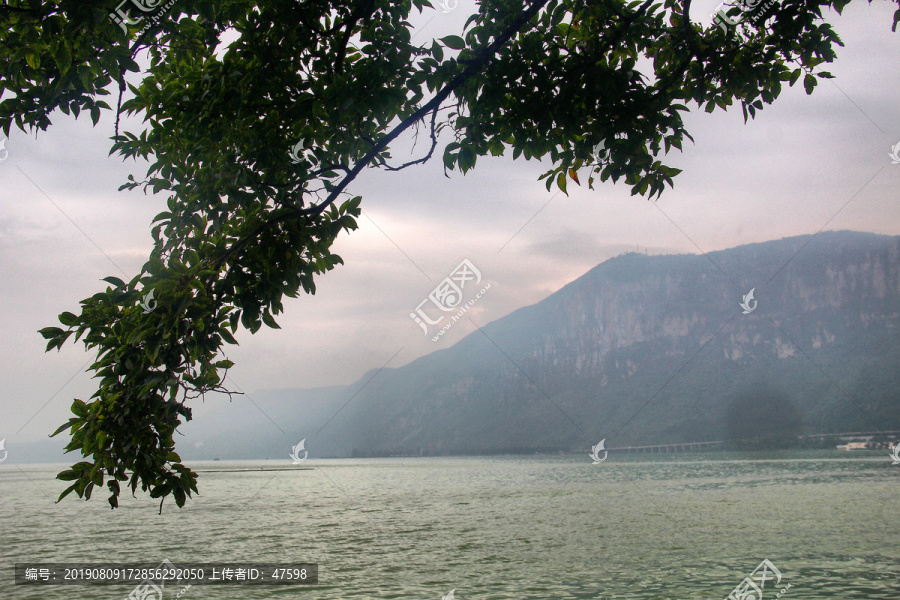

[177,230,900,459]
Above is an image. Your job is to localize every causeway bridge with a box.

[609,441,725,453]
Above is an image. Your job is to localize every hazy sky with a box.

[1,0,898,443]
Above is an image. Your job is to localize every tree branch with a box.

[384,106,440,172]
[334,0,376,75]
[214,0,553,269]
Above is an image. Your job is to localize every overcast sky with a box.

[1,0,898,444]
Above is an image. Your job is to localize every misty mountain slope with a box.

[177,383,353,458]
[182,230,900,459]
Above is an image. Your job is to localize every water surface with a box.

[2,451,897,599]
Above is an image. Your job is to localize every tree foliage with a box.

[1,0,896,510]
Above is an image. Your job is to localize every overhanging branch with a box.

[214,0,553,269]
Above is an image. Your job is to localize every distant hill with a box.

[162,231,900,459]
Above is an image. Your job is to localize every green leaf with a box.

[57,483,80,502]
[51,419,76,437]
[458,146,476,171]
[219,328,238,345]
[102,276,126,288]
[38,326,65,339]
[71,399,89,417]
[261,311,281,329]
[58,312,80,326]
[431,40,444,62]
[440,35,466,50]
[57,470,79,481]
[556,171,568,195]
[803,73,816,95]
[52,43,72,76]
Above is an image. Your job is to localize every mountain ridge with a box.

[171,229,900,460]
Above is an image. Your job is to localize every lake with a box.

[1,451,897,599]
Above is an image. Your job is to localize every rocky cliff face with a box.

[185,231,900,459]
[534,233,899,373]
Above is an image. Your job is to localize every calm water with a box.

[1,451,897,599]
